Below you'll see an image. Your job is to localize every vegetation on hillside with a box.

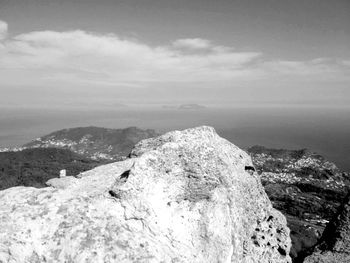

[0,148,102,190]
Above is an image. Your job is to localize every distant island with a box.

[162,103,207,110]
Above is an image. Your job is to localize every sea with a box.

[1,104,349,171]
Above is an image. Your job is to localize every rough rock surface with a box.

[304,192,350,263]
[0,126,291,263]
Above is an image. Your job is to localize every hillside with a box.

[304,192,350,262]
[248,145,350,262]
[0,148,101,190]
[23,126,158,161]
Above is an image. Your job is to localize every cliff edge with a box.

[0,126,291,263]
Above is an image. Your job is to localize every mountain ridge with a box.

[22,126,159,161]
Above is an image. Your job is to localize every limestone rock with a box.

[0,126,291,263]
[304,192,350,263]
[59,169,67,178]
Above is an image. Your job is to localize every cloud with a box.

[0,20,8,40]
[261,58,350,81]
[0,20,349,89]
[341,60,350,67]
[172,38,212,49]
[0,28,263,85]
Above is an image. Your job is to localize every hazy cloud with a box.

[172,38,212,49]
[341,60,350,67]
[0,20,8,40]
[0,20,349,89]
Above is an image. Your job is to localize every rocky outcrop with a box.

[0,126,291,263]
[304,192,350,263]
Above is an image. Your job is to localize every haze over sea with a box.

[1,104,349,171]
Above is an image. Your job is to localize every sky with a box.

[0,0,349,107]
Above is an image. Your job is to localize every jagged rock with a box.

[304,192,350,263]
[0,126,291,263]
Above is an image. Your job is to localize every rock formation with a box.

[304,192,350,263]
[0,126,291,263]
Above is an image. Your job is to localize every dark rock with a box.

[304,192,350,262]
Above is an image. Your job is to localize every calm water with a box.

[1,105,349,171]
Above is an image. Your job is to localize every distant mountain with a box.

[0,148,101,190]
[23,126,158,161]
[247,145,350,262]
[161,105,178,109]
[178,104,207,110]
